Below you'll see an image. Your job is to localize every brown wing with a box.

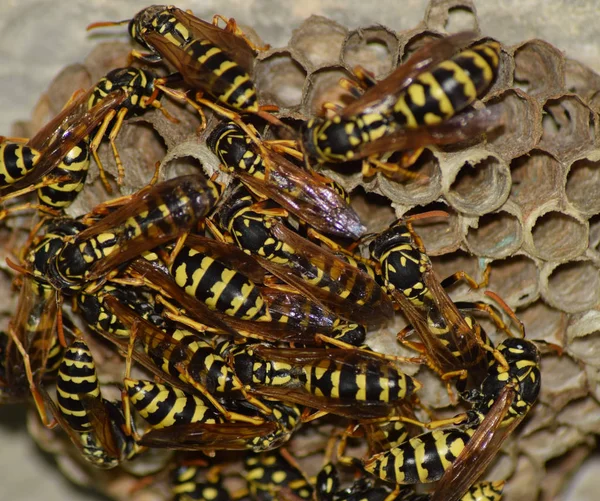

[422,269,486,370]
[389,288,459,376]
[139,421,277,450]
[430,385,518,501]
[5,278,57,394]
[78,395,123,460]
[341,32,476,118]
[248,386,393,420]
[76,175,216,280]
[184,233,267,284]
[236,149,365,238]
[259,222,393,327]
[4,88,127,193]
[170,8,256,72]
[353,106,504,159]
[127,258,318,344]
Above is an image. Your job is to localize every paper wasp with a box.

[369,216,522,393]
[212,184,393,328]
[224,342,421,420]
[245,449,314,500]
[302,32,502,178]
[53,337,139,468]
[38,174,221,293]
[363,338,540,501]
[0,85,127,217]
[207,121,365,239]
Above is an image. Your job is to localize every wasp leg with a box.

[315,333,422,365]
[212,14,270,51]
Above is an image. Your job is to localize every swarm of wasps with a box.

[0,5,547,501]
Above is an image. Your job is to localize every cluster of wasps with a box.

[0,5,547,501]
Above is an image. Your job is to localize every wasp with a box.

[172,464,232,501]
[54,337,139,468]
[124,377,281,453]
[363,338,540,501]
[85,66,175,187]
[303,32,502,177]
[212,184,393,328]
[369,216,521,394]
[0,83,127,218]
[36,174,221,293]
[207,121,364,239]
[224,342,421,420]
[88,5,281,136]
[245,449,313,501]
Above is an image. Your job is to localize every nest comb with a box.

[8,1,600,500]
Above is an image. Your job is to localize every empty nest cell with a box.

[445,152,511,215]
[465,209,523,258]
[513,40,565,100]
[485,88,541,160]
[509,150,563,217]
[565,154,600,216]
[341,26,399,79]
[486,254,539,310]
[529,210,588,261]
[254,51,307,109]
[289,16,347,70]
[517,300,566,346]
[539,95,595,161]
[423,0,479,33]
[543,260,600,313]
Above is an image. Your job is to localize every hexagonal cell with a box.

[289,15,347,70]
[503,455,541,501]
[530,211,588,261]
[565,58,600,103]
[254,51,307,110]
[517,300,566,346]
[486,89,541,160]
[466,210,523,258]
[539,95,595,161]
[404,201,461,255]
[509,150,563,218]
[302,66,355,117]
[342,27,398,79]
[539,354,589,411]
[513,40,565,100]
[487,255,539,310]
[376,148,443,206]
[565,154,600,216]
[424,0,479,33]
[544,260,600,313]
[445,153,511,216]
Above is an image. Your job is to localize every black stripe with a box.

[454,53,489,94]
[433,66,472,114]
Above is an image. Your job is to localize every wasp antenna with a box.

[86,19,131,31]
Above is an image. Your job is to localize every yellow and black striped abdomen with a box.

[37,139,90,211]
[363,426,476,484]
[300,358,415,403]
[172,464,231,501]
[125,379,221,429]
[56,339,101,432]
[170,246,270,321]
[183,38,257,112]
[0,141,40,186]
[393,41,500,128]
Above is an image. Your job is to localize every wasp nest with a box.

[6,0,600,500]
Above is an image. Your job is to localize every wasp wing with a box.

[430,385,518,501]
[235,149,365,238]
[341,32,476,118]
